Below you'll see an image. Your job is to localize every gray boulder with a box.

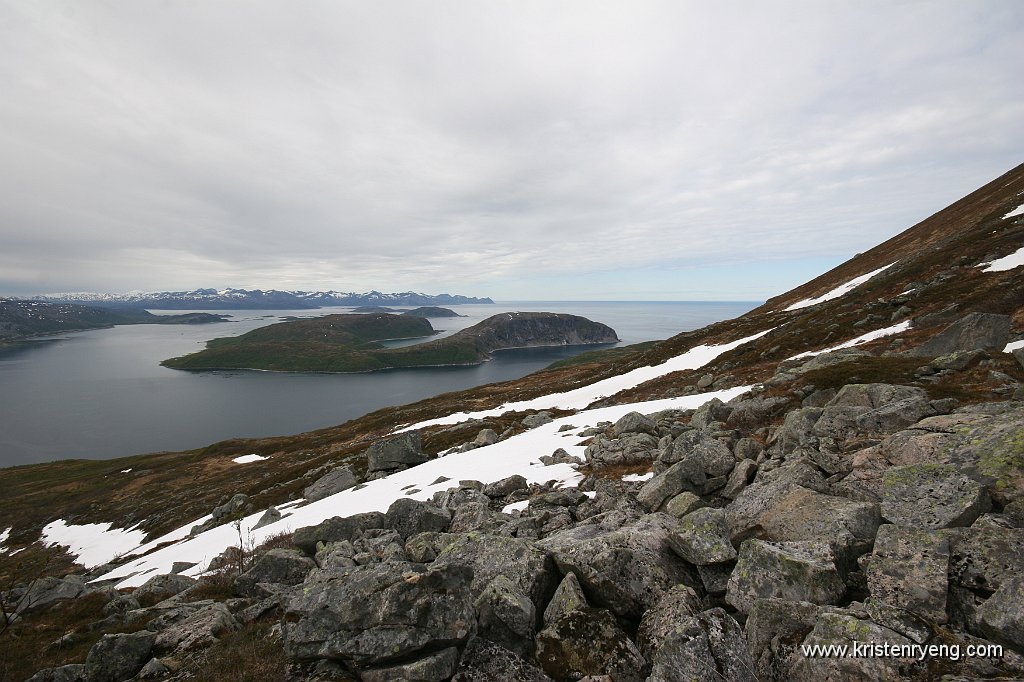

[366,431,427,472]
[453,638,553,681]
[880,463,990,528]
[637,458,704,511]
[233,548,316,597]
[725,396,792,432]
[726,540,845,614]
[474,575,537,657]
[132,574,196,604]
[303,465,358,502]
[812,384,932,440]
[976,575,1024,650]
[721,459,757,499]
[788,611,916,681]
[483,474,528,498]
[534,608,647,682]
[292,512,387,554]
[25,665,86,682]
[668,507,736,565]
[909,312,1012,357]
[360,647,461,682]
[252,506,282,529]
[585,432,660,467]
[153,602,239,653]
[661,430,735,478]
[636,584,702,661]
[83,631,155,682]
[385,497,452,539]
[663,491,705,518]
[647,608,756,682]
[210,493,250,522]
[725,459,828,542]
[948,525,1024,594]
[522,412,553,428]
[432,533,555,608]
[543,572,589,626]
[613,411,659,437]
[284,562,476,666]
[754,487,880,563]
[866,524,950,623]
[744,598,822,681]
[17,575,88,614]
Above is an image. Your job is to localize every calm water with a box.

[0,301,755,466]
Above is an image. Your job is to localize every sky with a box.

[0,1,1022,302]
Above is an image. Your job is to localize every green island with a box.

[161,311,619,373]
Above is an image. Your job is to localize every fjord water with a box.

[0,301,755,466]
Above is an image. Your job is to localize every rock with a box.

[754,487,880,563]
[303,465,358,502]
[360,647,461,682]
[17,576,88,614]
[663,491,705,518]
[726,459,828,542]
[233,548,316,597]
[612,411,659,437]
[725,396,791,432]
[539,514,696,621]
[132,574,196,604]
[449,502,507,534]
[726,540,845,614]
[909,312,1012,357]
[366,431,427,472]
[534,608,647,682]
[636,584,702,661]
[385,498,452,539]
[721,459,758,499]
[812,384,932,440]
[734,437,764,461]
[789,611,916,681]
[865,524,949,623]
[283,562,476,666]
[474,428,499,446]
[668,508,736,565]
[523,412,553,428]
[135,658,171,679]
[83,631,156,682]
[744,598,822,680]
[153,602,240,653]
[252,506,282,529]
[211,493,251,522]
[543,572,589,626]
[662,430,735,478]
[432,533,555,608]
[948,525,1024,593]
[483,474,529,498]
[770,407,823,453]
[452,637,553,681]
[636,459,703,511]
[474,575,537,657]
[697,562,734,596]
[880,463,990,528]
[292,512,387,554]
[585,433,660,467]
[647,608,756,682]
[862,599,933,644]
[25,665,86,682]
[976,575,1024,650]
[930,348,989,371]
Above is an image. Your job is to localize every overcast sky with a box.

[1,1,1021,301]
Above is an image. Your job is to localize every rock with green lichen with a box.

[534,608,647,682]
[647,608,756,682]
[789,612,917,681]
[726,539,845,614]
[881,463,990,529]
[667,507,737,565]
[865,524,950,624]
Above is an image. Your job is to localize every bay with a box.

[0,301,755,466]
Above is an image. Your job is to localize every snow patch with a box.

[0,527,10,552]
[784,263,896,311]
[502,500,529,514]
[92,385,751,588]
[981,246,1024,273]
[1004,203,1024,219]
[622,472,654,482]
[41,520,147,568]
[121,469,132,474]
[787,321,912,361]
[232,454,268,464]
[1005,340,1024,353]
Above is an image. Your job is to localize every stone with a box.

[475,575,537,657]
[948,525,1024,593]
[880,463,990,528]
[754,487,880,563]
[725,459,828,542]
[585,433,660,468]
[474,428,499,446]
[448,502,507,534]
[726,540,845,614]
[636,584,702,661]
[24,665,86,682]
[976,575,1024,650]
[865,524,949,623]
[132,574,197,604]
[83,631,156,682]
[744,598,822,680]
[668,507,736,565]
[16,575,88,614]
[721,459,758,499]
[534,608,647,682]
[211,493,251,522]
[366,431,427,472]
[135,658,171,679]
[812,384,932,440]
[663,491,705,518]
[523,412,553,428]
[483,474,529,498]
[153,602,240,653]
[770,407,823,453]
[233,548,316,597]
[292,512,387,554]
[725,396,791,432]
[452,637,554,682]
[252,506,282,529]
[432,533,555,608]
[789,611,916,681]
[662,430,735,478]
[283,562,476,666]
[862,599,933,644]
[647,608,756,682]
[303,465,358,502]
[734,437,764,461]
[385,498,452,539]
[360,647,461,682]
[612,411,659,437]
[543,572,589,626]
[909,312,1012,357]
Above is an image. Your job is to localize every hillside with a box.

[402,306,463,318]
[1,163,1023,681]
[161,312,619,373]
[0,299,226,345]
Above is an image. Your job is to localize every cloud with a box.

[0,0,1021,299]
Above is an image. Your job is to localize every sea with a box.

[0,301,757,466]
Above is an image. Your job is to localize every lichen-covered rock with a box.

[668,507,737,565]
[636,584,702,661]
[132,574,197,604]
[612,411,659,437]
[543,571,589,626]
[83,631,156,682]
[744,598,822,681]
[909,312,1012,357]
[788,611,917,681]
[812,384,932,440]
[233,548,316,597]
[880,463,990,529]
[303,465,358,502]
[386,497,452,539]
[726,540,845,614]
[16,575,88,614]
[721,458,757,499]
[725,396,792,432]
[661,430,735,478]
[636,458,704,511]
[865,524,949,623]
[755,487,880,563]
[725,459,828,542]
[539,514,697,621]
[534,608,647,682]
[663,491,705,518]
[647,608,756,682]
[483,474,528,498]
[153,602,240,653]
[283,562,475,667]
[366,431,427,472]
[360,647,461,682]
[948,525,1024,593]
[448,501,508,534]
[25,665,86,682]
[586,432,660,467]
[474,575,536,657]
[432,533,555,608]
[976,575,1024,650]
[292,512,387,554]
[452,637,553,681]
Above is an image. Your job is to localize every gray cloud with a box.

[1,0,1021,299]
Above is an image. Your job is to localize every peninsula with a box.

[161,311,619,373]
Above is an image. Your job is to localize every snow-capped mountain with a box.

[25,289,495,309]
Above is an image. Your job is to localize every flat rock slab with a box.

[756,487,880,561]
[866,524,950,624]
[881,463,990,528]
[726,540,845,614]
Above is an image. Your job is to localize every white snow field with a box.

[787,321,912,361]
[41,520,147,569]
[232,454,269,464]
[783,263,896,312]
[1005,340,1024,353]
[981,245,1024,273]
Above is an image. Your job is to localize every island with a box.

[161,311,619,373]
[401,306,464,318]
[0,299,227,346]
